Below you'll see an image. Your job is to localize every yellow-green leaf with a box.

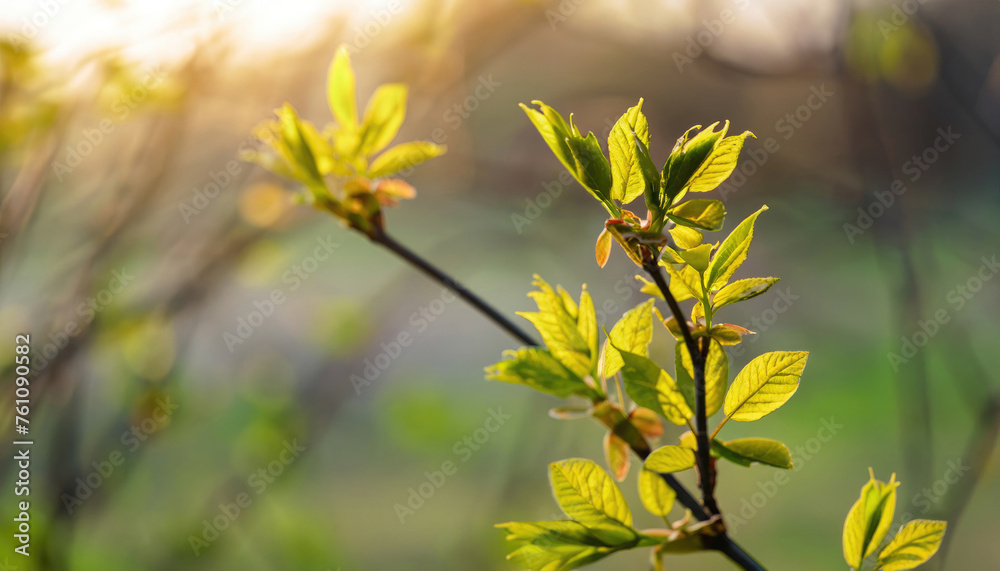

[358,83,407,155]
[578,287,599,369]
[618,350,693,426]
[705,205,767,292]
[660,122,726,206]
[661,262,702,303]
[549,459,635,544]
[599,299,654,379]
[608,99,650,204]
[644,445,696,473]
[713,277,780,310]
[719,438,793,469]
[486,348,593,399]
[678,243,713,274]
[669,225,704,250]
[876,519,947,571]
[368,141,446,179]
[668,199,726,231]
[638,468,675,517]
[843,470,900,569]
[723,351,808,422]
[327,46,357,128]
[686,130,754,193]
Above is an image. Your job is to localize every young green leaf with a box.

[660,122,726,205]
[496,520,622,571]
[617,349,693,426]
[875,519,947,571]
[567,132,613,199]
[358,83,407,155]
[486,348,594,399]
[717,438,793,469]
[723,351,808,422]
[635,275,664,300]
[599,299,654,379]
[660,262,702,302]
[608,99,650,204]
[668,199,726,231]
[638,468,676,517]
[843,470,900,570]
[713,277,780,310]
[520,277,594,378]
[678,243,713,274]
[676,339,728,417]
[327,46,358,128]
[577,287,599,368]
[549,459,636,545]
[685,130,754,193]
[633,134,665,224]
[705,205,768,291]
[644,445,696,473]
[669,225,704,250]
[368,141,446,178]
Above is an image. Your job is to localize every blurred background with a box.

[1,0,998,569]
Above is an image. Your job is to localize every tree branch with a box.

[370,228,761,570]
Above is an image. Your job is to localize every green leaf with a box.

[661,262,702,303]
[876,519,947,571]
[549,459,636,544]
[705,205,768,292]
[608,99,650,204]
[660,122,726,206]
[713,277,780,310]
[485,348,594,399]
[567,132,613,199]
[678,243,713,274]
[843,471,900,569]
[635,275,663,300]
[599,299,654,379]
[368,141,446,178]
[709,323,754,346]
[618,350,693,426]
[358,83,407,155]
[668,199,726,231]
[676,339,728,417]
[274,104,325,191]
[520,276,593,378]
[497,520,621,571]
[327,46,358,128]
[638,468,675,517]
[644,445,696,473]
[723,351,808,422]
[686,130,754,193]
[577,287,599,369]
[718,438,793,469]
[669,226,703,250]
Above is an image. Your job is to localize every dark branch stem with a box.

[371,229,537,346]
[643,258,721,516]
[370,229,762,570]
